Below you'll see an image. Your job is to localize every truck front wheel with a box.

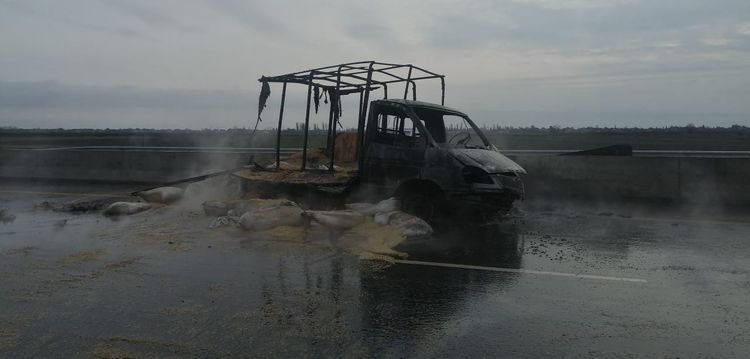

[398,191,439,223]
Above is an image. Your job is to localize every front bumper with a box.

[447,191,519,214]
[445,173,524,213]
[470,173,525,199]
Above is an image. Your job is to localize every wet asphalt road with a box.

[1,183,750,358]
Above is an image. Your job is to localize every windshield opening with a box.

[412,107,489,148]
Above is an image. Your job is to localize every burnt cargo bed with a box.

[232,167,360,208]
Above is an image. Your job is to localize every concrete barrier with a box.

[0,149,252,184]
[2,149,749,205]
[508,155,750,206]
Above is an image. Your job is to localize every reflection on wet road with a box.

[1,184,750,358]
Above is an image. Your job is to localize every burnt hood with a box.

[450,148,526,174]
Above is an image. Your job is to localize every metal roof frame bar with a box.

[258,61,446,172]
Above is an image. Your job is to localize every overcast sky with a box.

[1,0,749,129]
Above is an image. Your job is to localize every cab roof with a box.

[373,99,467,117]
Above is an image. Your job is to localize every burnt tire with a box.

[398,192,438,223]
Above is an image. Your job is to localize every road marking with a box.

[394,259,647,283]
[0,190,130,198]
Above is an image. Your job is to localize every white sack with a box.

[302,210,365,229]
[138,187,184,204]
[375,210,433,238]
[103,202,152,216]
[345,197,399,216]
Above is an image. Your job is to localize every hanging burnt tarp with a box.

[327,88,342,123]
[313,86,321,114]
[256,81,271,123]
[246,81,272,147]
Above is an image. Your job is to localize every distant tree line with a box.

[476,124,750,135]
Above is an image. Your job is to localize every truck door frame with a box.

[362,102,437,185]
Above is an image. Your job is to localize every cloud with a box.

[0,0,146,39]
[421,0,750,52]
[0,80,259,129]
[103,0,202,33]
[345,22,398,46]
[0,81,251,109]
[0,80,365,129]
[207,0,292,37]
[0,0,748,128]
[425,14,506,49]
[701,37,731,46]
[510,0,634,10]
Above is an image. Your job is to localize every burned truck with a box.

[236,61,525,221]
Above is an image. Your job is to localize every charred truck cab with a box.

[252,61,526,222]
[362,99,525,220]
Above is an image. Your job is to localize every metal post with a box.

[403,65,413,99]
[411,81,417,100]
[329,66,344,172]
[440,77,446,105]
[275,82,287,170]
[354,89,364,168]
[356,62,374,171]
[301,76,313,171]
[327,94,337,172]
[358,91,364,121]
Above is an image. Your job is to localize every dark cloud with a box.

[424,0,750,50]
[582,0,750,34]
